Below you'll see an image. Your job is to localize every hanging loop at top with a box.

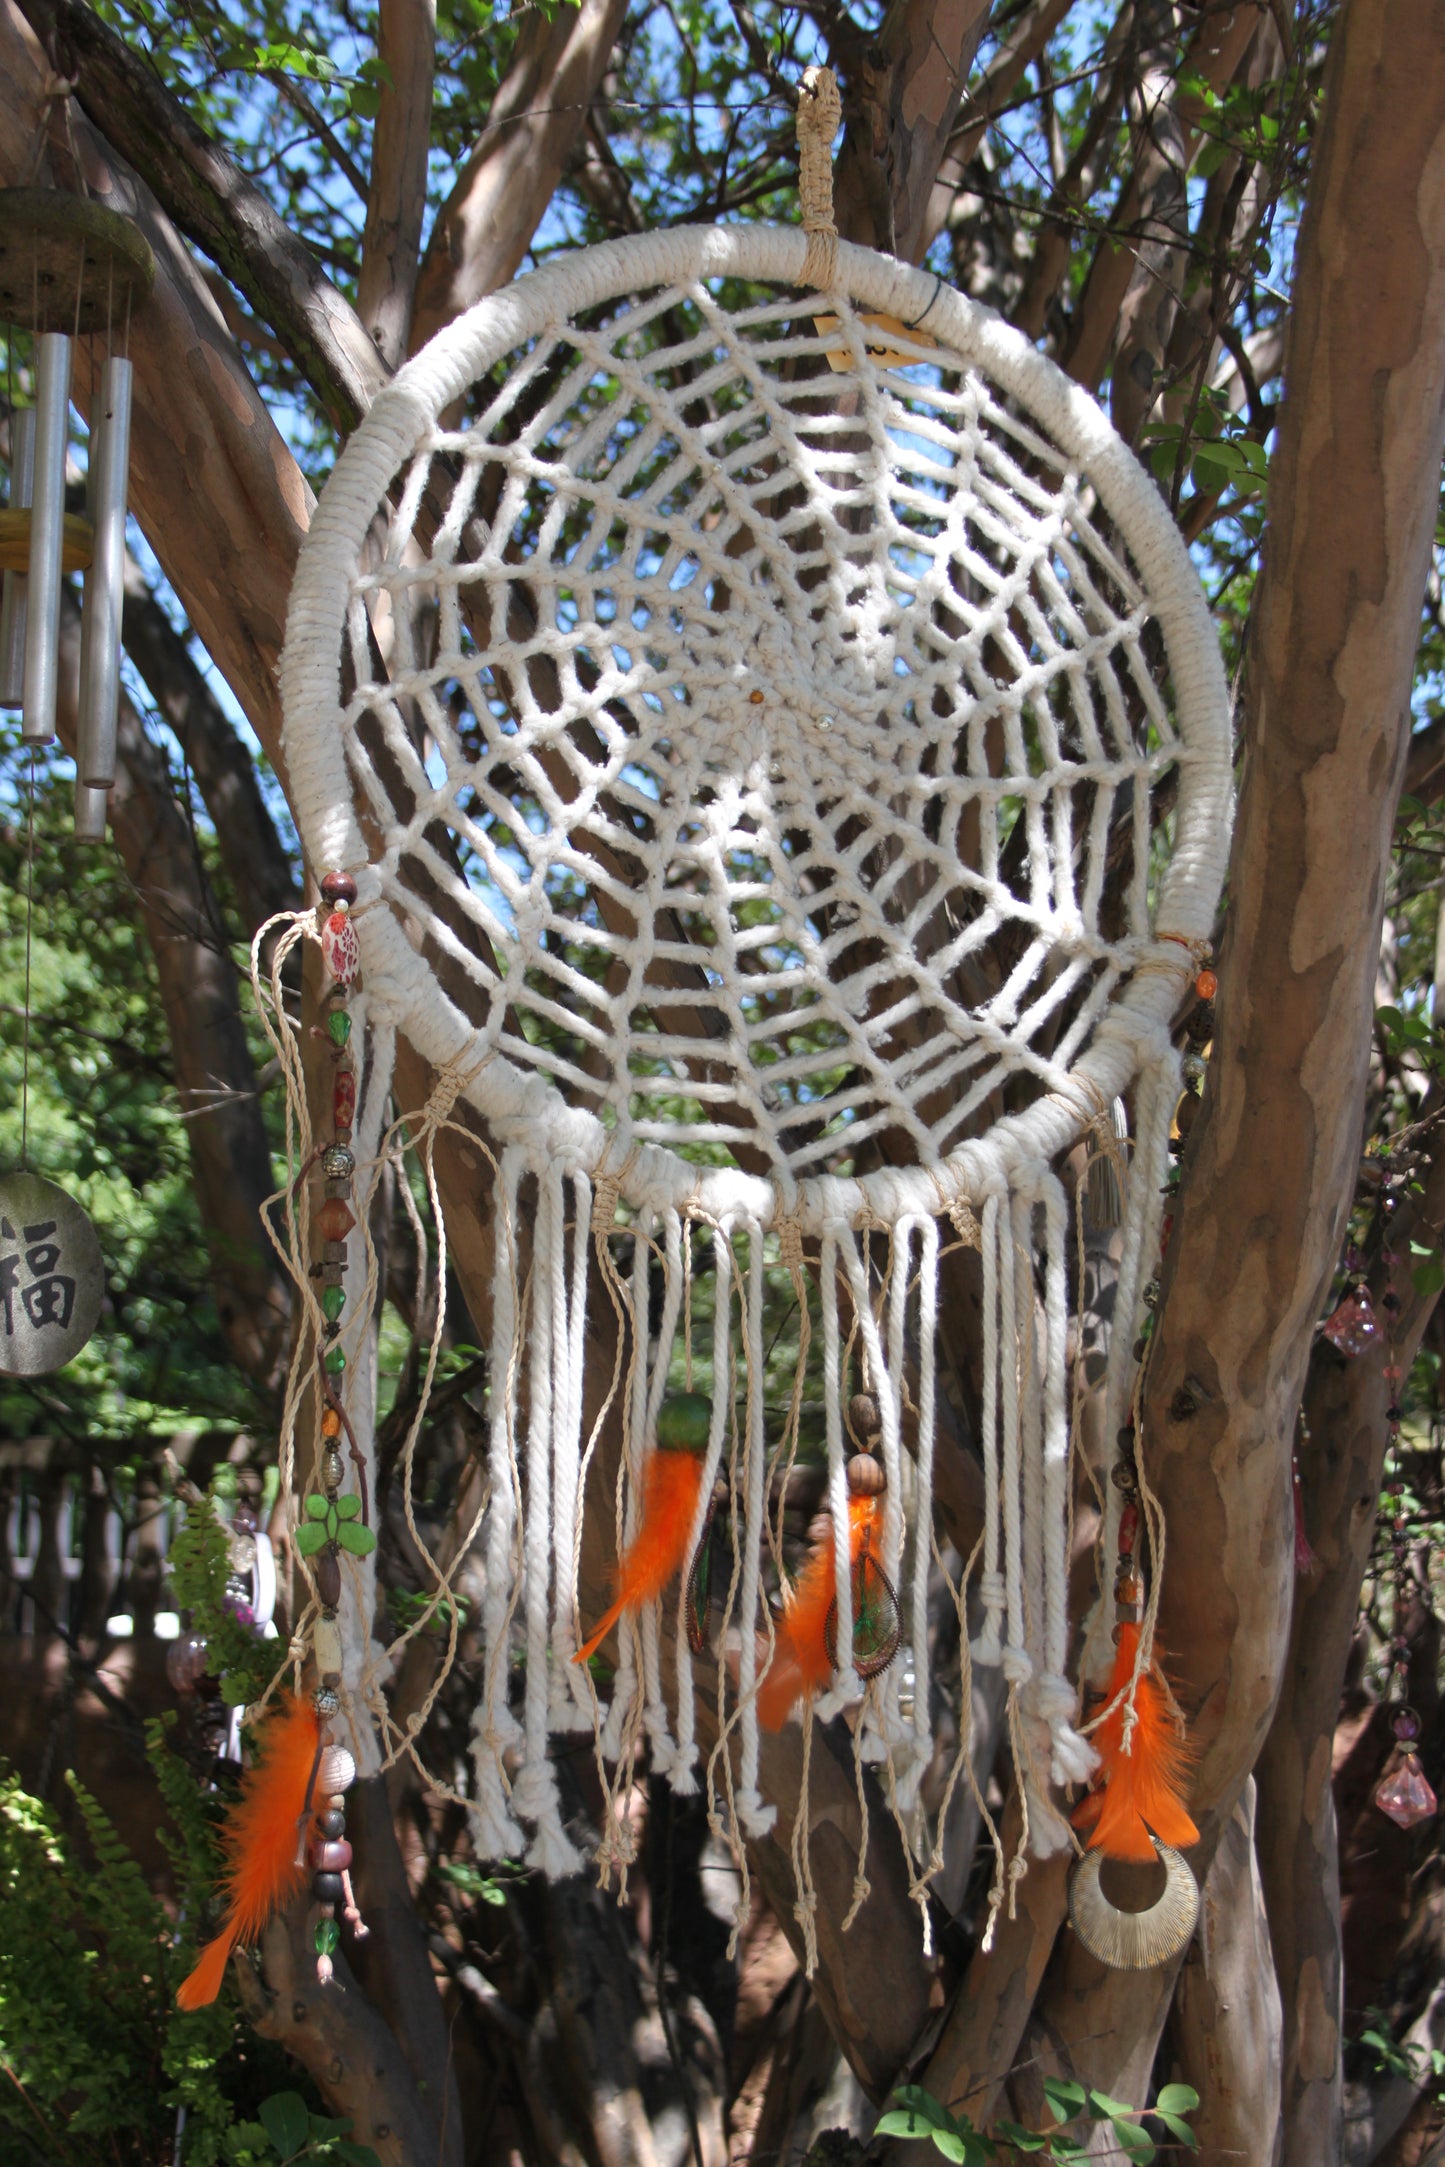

[796,65,841,288]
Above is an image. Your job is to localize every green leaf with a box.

[993,2119,1046,2150]
[335,2148,383,2167]
[295,1521,328,1556]
[305,1494,330,1520]
[1108,2118,1155,2163]
[876,2111,932,2138]
[1089,2092,1138,2118]
[888,2086,954,2131]
[337,1494,361,1520]
[929,2132,972,2163]
[1043,2078,1088,2124]
[1157,2113,1198,2148]
[1412,1259,1444,1297]
[336,1521,377,1556]
[259,2091,311,2160]
[1155,2085,1200,2116]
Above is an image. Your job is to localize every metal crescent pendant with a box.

[1068,1844,1200,1970]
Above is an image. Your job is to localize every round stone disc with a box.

[0,189,155,336]
[0,1171,104,1376]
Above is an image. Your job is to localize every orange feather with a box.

[758,1494,881,1730]
[574,1448,705,1665]
[1073,1622,1198,1863]
[176,1692,322,2010]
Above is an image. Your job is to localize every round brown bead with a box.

[848,1392,881,1442]
[309,1837,354,1873]
[320,870,358,906]
[846,1452,886,1497]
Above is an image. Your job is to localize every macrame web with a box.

[279,225,1231,1928]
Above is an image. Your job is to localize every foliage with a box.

[0,730,267,1449]
[222,2089,381,2167]
[168,1488,286,1708]
[0,1739,305,2166]
[875,2079,1201,2164]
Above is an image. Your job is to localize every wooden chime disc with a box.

[0,188,155,336]
[0,1171,104,1376]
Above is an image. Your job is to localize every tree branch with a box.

[1062,2,1265,416]
[831,0,995,261]
[120,557,300,930]
[52,587,290,1389]
[409,0,628,351]
[357,0,436,367]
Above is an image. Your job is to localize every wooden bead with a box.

[309,1836,353,1873]
[846,1452,886,1497]
[848,1392,881,1441]
[1195,967,1217,1001]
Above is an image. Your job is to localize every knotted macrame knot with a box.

[797,65,841,288]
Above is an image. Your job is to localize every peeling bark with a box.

[831,0,994,262]
[1169,1779,1283,2166]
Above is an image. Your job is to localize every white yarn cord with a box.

[671,1221,734,1796]
[972,1194,1006,1667]
[511,1164,583,1876]
[599,1204,653,1762]
[1036,1170,1095,1786]
[337,1005,394,1780]
[904,1215,940,1806]
[1011,1185,1072,1859]
[550,1169,594,1729]
[471,1144,525,1859]
[734,1218,775,1837]
[819,1227,858,1712]
[642,1209,687,1774]
[840,1234,908,1762]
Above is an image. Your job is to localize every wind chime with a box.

[0,186,152,1387]
[209,71,1235,1985]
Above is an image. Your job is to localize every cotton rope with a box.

[275,216,1232,1907]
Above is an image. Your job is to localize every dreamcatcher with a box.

[247,76,1231,1981]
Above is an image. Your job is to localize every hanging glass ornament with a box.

[1375,1709,1437,1830]
[1321,1288,1382,1357]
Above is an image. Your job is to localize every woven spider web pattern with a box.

[333,274,1201,1190]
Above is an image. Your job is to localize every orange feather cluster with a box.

[758,1493,880,1730]
[573,1448,705,1666]
[1073,1622,1198,1863]
[176,1693,322,2010]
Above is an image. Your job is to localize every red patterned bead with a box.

[333,1070,357,1132]
[1118,1502,1140,1556]
[322,908,360,983]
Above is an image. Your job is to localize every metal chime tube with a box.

[22,331,72,746]
[78,356,131,790]
[73,781,109,842]
[0,407,36,706]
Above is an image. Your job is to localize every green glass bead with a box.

[324,1345,346,1376]
[314,1916,340,1956]
[321,1284,346,1323]
[326,1009,353,1048]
